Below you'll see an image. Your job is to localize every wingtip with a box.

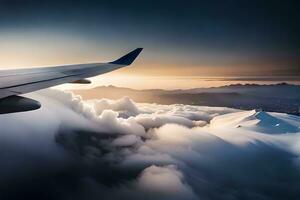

[110,48,143,65]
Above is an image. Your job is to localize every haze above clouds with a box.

[0,89,300,200]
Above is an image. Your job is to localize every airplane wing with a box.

[0,48,143,114]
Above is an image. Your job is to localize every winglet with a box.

[109,48,143,65]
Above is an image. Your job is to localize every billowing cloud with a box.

[0,89,300,200]
[135,165,197,200]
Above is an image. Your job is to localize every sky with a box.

[0,0,299,89]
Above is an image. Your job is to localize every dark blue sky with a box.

[0,0,299,76]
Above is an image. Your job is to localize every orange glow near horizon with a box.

[0,31,299,90]
[53,73,300,90]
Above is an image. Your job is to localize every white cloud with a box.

[112,135,142,147]
[1,89,300,200]
[136,165,197,200]
[92,96,140,117]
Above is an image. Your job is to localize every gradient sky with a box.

[0,0,299,84]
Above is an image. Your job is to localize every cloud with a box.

[112,135,142,147]
[0,89,300,200]
[136,165,197,200]
[92,97,141,117]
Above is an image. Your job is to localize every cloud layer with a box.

[0,89,300,200]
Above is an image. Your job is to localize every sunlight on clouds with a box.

[0,89,300,199]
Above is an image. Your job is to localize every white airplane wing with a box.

[0,48,143,114]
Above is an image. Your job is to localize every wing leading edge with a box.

[0,48,143,99]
